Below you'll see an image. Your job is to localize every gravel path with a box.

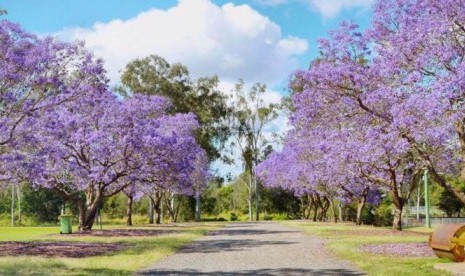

[139,222,364,275]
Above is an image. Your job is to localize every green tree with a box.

[118,55,229,161]
[118,55,230,221]
[229,81,280,221]
[22,184,63,224]
[438,189,465,217]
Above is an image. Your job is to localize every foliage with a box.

[258,0,465,230]
[228,80,280,221]
[0,19,208,230]
[259,186,301,218]
[373,199,393,227]
[22,184,63,224]
[438,189,465,217]
[118,54,230,162]
[230,212,238,221]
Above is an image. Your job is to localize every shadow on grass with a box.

[80,268,133,275]
[139,268,364,275]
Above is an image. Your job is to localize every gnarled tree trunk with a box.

[153,191,163,224]
[356,187,369,226]
[329,196,338,223]
[76,187,102,231]
[391,179,404,231]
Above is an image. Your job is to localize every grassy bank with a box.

[0,222,224,275]
[282,221,451,276]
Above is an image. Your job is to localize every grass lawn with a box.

[282,221,452,276]
[0,222,224,275]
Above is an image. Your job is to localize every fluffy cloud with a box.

[306,0,374,19]
[57,0,308,85]
[56,0,302,177]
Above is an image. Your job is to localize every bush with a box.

[263,214,273,220]
[271,213,289,220]
[22,185,63,224]
[374,202,392,227]
[361,206,376,225]
[230,212,238,221]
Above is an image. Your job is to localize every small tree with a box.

[229,80,279,221]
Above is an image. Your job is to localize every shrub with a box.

[263,214,273,220]
[230,212,238,221]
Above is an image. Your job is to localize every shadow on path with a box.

[140,268,364,275]
[208,229,298,236]
[179,239,296,254]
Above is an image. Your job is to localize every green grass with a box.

[282,221,451,276]
[0,222,224,275]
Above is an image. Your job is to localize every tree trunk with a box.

[316,196,329,221]
[153,200,163,224]
[356,196,367,225]
[170,195,175,222]
[149,197,154,224]
[82,207,99,231]
[311,194,319,221]
[77,189,102,231]
[321,197,330,221]
[154,197,162,224]
[151,191,163,224]
[77,202,85,230]
[126,195,133,226]
[329,197,338,223]
[254,165,259,222]
[195,192,201,222]
[255,186,260,221]
[163,192,179,223]
[314,195,324,221]
[247,195,253,222]
[304,195,314,219]
[391,185,404,230]
[356,188,369,226]
[392,203,403,231]
[312,204,319,221]
[16,185,21,224]
[416,186,420,220]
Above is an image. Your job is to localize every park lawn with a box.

[0,222,224,275]
[282,221,452,276]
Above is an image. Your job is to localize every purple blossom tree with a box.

[0,19,107,186]
[26,91,206,230]
[366,0,465,204]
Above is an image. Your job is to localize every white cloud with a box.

[55,0,303,178]
[56,0,308,85]
[305,0,374,19]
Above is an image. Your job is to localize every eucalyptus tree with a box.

[229,80,280,221]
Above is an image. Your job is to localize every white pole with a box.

[11,183,14,227]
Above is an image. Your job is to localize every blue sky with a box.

[1,0,373,88]
[1,0,374,176]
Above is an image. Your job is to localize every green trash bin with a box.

[60,215,72,234]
